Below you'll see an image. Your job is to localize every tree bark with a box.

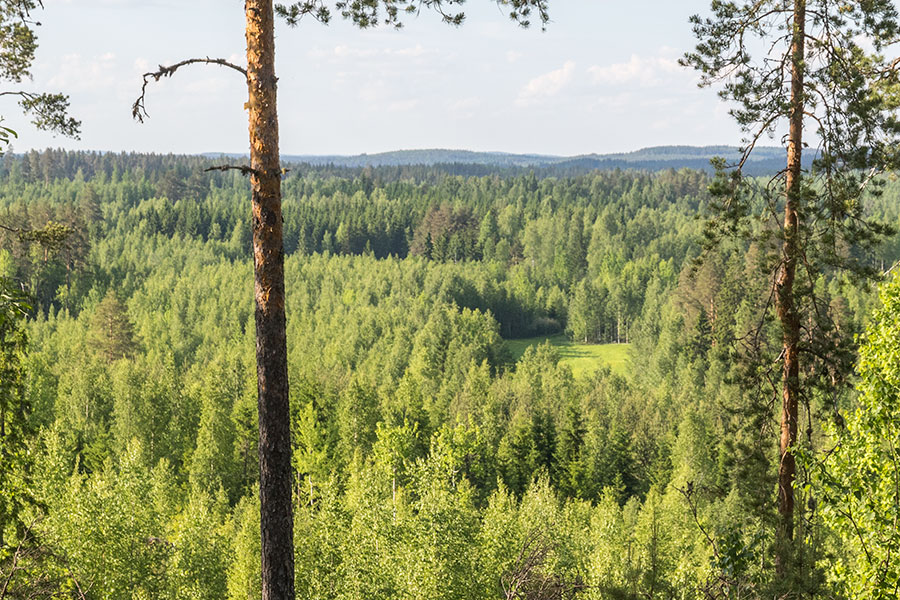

[245,1,294,599]
[775,0,805,576]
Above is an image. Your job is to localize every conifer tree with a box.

[88,291,138,363]
[0,279,29,546]
[684,0,900,586]
[0,0,80,147]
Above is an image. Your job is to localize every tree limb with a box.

[677,483,720,561]
[204,164,260,177]
[132,57,248,123]
[0,91,37,99]
[0,520,35,600]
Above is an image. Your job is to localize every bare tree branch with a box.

[501,531,586,600]
[0,90,37,99]
[132,57,248,123]
[204,164,260,177]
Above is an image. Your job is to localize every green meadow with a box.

[505,333,631,377]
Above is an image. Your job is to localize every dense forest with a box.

[2,149,900,598]
[245,145,807,176]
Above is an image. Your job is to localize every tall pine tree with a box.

[684,0,900,588]
[132,2,552,598]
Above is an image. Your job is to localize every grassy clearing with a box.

[505,333,631,377]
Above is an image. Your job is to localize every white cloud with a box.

[308,44,433,61]
[506,51,522,63]
[590,92,635,111]
[387,99,420,112]
[516,60,576,106]
[588,53,682,87]
[359,80,388,104]
[447,96,481,118]
[48,53,118,92]
[334,45,379,59]
[184,76,233,96]
[388,44,428,58]
[449,97,481,111]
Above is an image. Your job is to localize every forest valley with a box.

[1,149,900,598]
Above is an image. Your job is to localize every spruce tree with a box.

[0,279,30,546]
[88,291,138,363]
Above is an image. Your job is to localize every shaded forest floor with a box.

[505,334,631,377]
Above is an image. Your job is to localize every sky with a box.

[2,0,747,156]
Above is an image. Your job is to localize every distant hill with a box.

[203,145,805,175]
[203,148,558,168]
[543,146,801,176]
[286,149,559,168]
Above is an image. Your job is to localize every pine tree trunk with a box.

[245,1,295,598]
[775,0,805,576]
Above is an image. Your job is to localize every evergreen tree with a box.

[88,290,138,362]
[684,0,900,582]
[0,279,30,545]
[564,211,587,284]
[0,0,80,146]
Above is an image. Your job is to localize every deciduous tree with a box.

[817,274,900,599]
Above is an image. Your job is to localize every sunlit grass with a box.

[505,333,631,377]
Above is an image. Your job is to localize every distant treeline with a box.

[2,145,813,186]
[1,149,720,342]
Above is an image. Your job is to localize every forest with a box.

[5,0,900,599]
[0,147,899,598]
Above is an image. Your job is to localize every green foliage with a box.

[167,489,231,600]
[89,290,138,362]
[0,122,15,153]
[817,274,900,599]
[0,1,81,139]
[188,359,243,500]
[39,442,175,599]
[227,494,262,600]
[1,151,897,598]
[0,277,31,541]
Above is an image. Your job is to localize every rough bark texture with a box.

[245,1,295,598]
[775,0,805,575]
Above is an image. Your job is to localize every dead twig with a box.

[132,57,247,122]
[204,164,259,177]
[677,482,720,561]
[502,530,586,600]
